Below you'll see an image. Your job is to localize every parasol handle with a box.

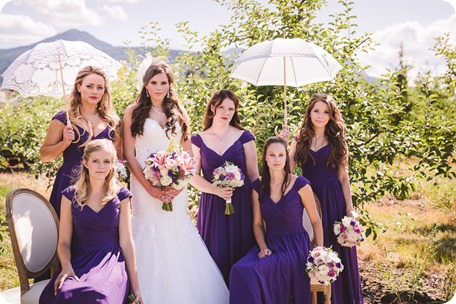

[283,56,287,126]
[275,57,288,136]
[57,54,71,126]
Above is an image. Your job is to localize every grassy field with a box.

[0,171,455,303]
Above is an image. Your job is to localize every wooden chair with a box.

[303,194,332,304]
[6,188,60,304]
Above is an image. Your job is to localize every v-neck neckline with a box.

[310,144,329,153]
[200,131,245,157]
[268,178,298,204]
[76,124,110,138]
[85,200,111,214]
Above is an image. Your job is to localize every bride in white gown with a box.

[123,60,229,304]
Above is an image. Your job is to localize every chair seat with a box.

[21,280,50,304]
[1,286,20,304]
[311,278,331,304]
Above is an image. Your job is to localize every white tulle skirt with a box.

[131,176,229,304]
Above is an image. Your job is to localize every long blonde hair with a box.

[73,139,120,209]
[68,66,120,148]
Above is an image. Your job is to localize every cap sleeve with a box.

[251,178,261,194]
[239,130,255,144]
[52,110,68,124]
[294,176,310,191]
[191,133,203,148]
[61,186,76,201]
[118,187,132,201]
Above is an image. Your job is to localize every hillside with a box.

[0,29,181,83]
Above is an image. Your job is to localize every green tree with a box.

[118,0,455,237]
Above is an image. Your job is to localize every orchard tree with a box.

[120,0,455,237]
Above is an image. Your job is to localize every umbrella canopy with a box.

[1,39,122,99]
[230,38,342,125]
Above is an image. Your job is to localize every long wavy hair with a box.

[68,66,120,148]
[202,89,244,131]
[294,93,348,169]
[260,137,291,197]
[73,139,120,209]
[130,61,189,141]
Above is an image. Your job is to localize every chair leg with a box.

[311,291,317,304]
[324,285,331,304]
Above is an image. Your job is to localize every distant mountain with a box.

[0,29,181,83]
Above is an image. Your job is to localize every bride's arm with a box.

[123,105,164,201]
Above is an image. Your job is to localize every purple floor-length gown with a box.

[301,144,364,304]
[229,176,312,304]
[191,130,256,285]
[39,186,131,304]
[48,111,115,217]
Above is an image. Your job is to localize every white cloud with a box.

[0,14,56,46]
[102,4,127,21]
[15,0,104,27]
[98,0,139,3]
[358,14,456,80]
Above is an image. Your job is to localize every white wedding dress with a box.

[131,118,229,304]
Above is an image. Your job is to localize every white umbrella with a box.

[230,38,342,125]
[1,39,121,100]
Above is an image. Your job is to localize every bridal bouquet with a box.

[306,246,344,284]
[143,146,196,211]
[115,159,128,182]
[333,216,365,247]
[212,161,245,215]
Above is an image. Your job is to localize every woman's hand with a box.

[347,209,360,220]
[62,125,75,147]
[214,186,234,201]
[278,125,290,141]
[53,266,79,295]
[162,187,183,202]
[146,184,165,201]
[130,290,143,304]
[258,248,272,258]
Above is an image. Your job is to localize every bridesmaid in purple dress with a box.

[40,66,121,218]
[191,89,259,285]
[39,139,142,304]
[229,137,323,304]
[287,93,364,304]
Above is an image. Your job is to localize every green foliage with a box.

[0,0,454,240]
[0,96,61,181]
[0,215,8,253]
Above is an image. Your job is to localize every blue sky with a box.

[1,0,455,79]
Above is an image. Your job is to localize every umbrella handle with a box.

[274,126,280,136]
[274,125,291,141]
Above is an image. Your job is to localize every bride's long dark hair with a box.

[130,61,189,141]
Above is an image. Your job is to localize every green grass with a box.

[0,170,455,302]
[0,172,51,291]
[0,183,18,290]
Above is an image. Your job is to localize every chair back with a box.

[303,193,322,244]
[6,188,59,296]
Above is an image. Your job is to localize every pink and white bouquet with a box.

[143,146,196,212]
[333,216,365,247]
[115,159,128,182]
[306,246,344,284]
[212,161,245,215]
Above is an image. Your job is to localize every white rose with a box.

[225,165,238,172]
[160,175,172,186]
[334,224,341,235]
[347,232,360,243]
